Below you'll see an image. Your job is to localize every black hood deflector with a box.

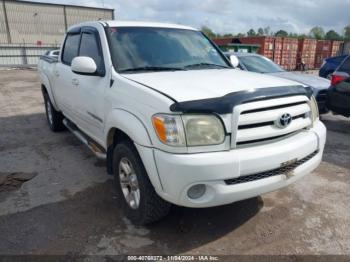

[170,85,313,114]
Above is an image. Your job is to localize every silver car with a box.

[225,52,331,113]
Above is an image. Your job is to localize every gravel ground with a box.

[0,69,349,257]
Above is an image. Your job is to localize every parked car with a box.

[225,52,331,113]
[44,49,60,58]
[38,21,326,225]
[327,55,350,117]
[319,55,348,79]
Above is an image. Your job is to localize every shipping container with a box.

[212,38,233,46]
[297,38,317,70]
[239,36,276,60]
[213,38,261,53]
[315,40,332,68]
[280,38,298,70]
[330,41,342,57]
[273,37,282,65]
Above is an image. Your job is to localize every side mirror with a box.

[71,56,97,75]
[229,55,239,68]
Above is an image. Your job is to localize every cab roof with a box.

[68,20,197,32]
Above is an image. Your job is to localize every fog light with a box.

[187,184,206,199]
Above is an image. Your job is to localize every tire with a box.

[113,140,171,225]
[43,92,65,132]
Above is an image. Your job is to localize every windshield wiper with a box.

[184,63,230,69]
[119,66,185,73]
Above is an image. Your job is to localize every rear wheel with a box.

[43,92,65,132]
[113,140,171,225]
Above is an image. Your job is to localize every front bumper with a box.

[137,121,326,208]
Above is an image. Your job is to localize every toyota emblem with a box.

[276,113,292,128]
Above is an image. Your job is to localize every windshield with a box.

[107,27,230,73]
[239,55,284,73]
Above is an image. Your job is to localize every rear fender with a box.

[40,73,59,110]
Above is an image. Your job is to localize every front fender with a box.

[105,109,165,192]
[104,108,152,148]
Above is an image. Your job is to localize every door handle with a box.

[72,78,79,86]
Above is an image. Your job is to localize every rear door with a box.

[73,26,109,143]
[54,28,81,123]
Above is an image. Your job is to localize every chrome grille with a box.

[224,150,319,185]
[231,96,312,147]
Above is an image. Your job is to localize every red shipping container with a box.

[315,40,332,68]
[330,41,343,57]
[239,36,276,60]
[297,38,317,70]
[273,37,283,64]
[212,38,233,46]
[280,38,298,70]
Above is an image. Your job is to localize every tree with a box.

[201,26,217,39]
[325,30,342,40]
[289,32,299,38]
[223,33,234,38]
[275,30,288,37]
[235,33,246,37]
[263,26,271,36]
[344,25,350,40]
[257,28,264,36]
[298,33,308,39]
[309,26,325,39]
[247,29,256,36]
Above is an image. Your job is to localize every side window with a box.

[79,32,103,70]
[62,33,80,65]
[339,56,350,73]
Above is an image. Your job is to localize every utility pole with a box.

[2,0,11,43]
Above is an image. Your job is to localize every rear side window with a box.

[339,56,350,72]
[331,56,346,63]
[79,32,103,69]
[62,33,80,65]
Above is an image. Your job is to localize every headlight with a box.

[182,115,225,146]
[310,95,319,122]
[152,114,225,146]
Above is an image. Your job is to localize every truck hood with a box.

[122,69,303,102]
[269,71,330,91]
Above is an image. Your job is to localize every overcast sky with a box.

[29,0,350,35]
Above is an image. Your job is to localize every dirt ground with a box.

[0,69,350,256]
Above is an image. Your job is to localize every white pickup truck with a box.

[38,21,326,225]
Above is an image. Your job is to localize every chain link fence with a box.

[0,44,60,67]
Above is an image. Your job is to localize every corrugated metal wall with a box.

[0,0,114,45]
[66,6,113,27]
[0,0,7,44]
[5,1,65,45]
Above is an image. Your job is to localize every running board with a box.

[63,119,106,160]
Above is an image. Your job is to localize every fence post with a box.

[2,0,11,44]
[21,44,28,66]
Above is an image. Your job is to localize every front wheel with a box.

[113,141,171,225]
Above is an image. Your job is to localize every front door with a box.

[73,27,109,144]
